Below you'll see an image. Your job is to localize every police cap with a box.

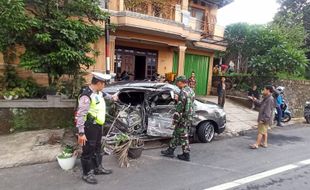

[92,72,111,82]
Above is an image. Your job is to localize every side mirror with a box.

[170,91,174,99]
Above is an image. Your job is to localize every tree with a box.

[224,23,308,79]
[274,0,310,78]
[0,0,109,86]
[0,0,30,64]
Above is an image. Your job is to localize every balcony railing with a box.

[189,18,215,34]
[124,0,177,20]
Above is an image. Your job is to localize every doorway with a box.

[115,46,158,81]
[135,56,146,80]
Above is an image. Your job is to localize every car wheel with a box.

[197,122,215,143]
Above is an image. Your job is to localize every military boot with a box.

[81,158,98,184]
[177,153,190,162]
[92,154,113,175]
[161,147,175,158]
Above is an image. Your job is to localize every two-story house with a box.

[94,0,232,95]
[0,0,232,96]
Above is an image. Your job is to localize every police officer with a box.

[76,72,116,184]
[161,75,195,161]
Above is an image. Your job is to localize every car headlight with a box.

[218,110,226,117]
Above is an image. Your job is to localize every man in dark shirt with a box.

[248,84,260,109]
[217,77,226,108]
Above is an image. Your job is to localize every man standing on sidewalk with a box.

[76,72,115,184]
[161,76,195,161]
[250,85,275,149]
[217,77,226,108]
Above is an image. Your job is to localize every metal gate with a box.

[173,53,210,95]
[184,54,209,96]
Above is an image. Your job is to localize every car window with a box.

[150,92,175,106]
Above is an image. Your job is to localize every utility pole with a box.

[105,0,110,74]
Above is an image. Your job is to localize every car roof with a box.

[104,81,180,93]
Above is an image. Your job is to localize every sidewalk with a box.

[0,129,65,169]
[203,96,258,137]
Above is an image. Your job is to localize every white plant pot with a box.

[4,95,13,100]
[57,156,77,170]
[14,95,19,99]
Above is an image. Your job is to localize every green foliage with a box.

[1,65,20,89]
[116,133,130,145]
[0,0,110,86]
[58,145,74,159]
[57,71,87,98]
[0,0,30,63]
[0,65,40,98]
[274,0,310,78]
[224,23,308,77]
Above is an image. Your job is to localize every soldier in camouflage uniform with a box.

[161,75,195,161]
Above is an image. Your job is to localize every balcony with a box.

[107,0,225,42]
[123,0,178,20]
[189,18,224,38]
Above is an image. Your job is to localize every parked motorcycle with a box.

[274,101,292,123]
[305,101,310,124]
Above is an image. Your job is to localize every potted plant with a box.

[12,87,29,99]
[128,138,144,159]
[3,90,14,100]
[114,134,144,168]
[56,145,77,170]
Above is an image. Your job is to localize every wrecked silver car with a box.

[104,82,226,143]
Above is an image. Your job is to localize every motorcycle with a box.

[305,101,310,124]
[274,101,292,123]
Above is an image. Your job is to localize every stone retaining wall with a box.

[0,96,75,135]
[275,80,310,117]
[212,79,310,118]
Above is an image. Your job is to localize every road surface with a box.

[0,124,309,190]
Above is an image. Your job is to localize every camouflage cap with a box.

[175,75,187,83]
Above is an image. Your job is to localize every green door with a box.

[184,54,210,96]
[173,52,179,74]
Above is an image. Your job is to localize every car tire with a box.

[197,122,215,143]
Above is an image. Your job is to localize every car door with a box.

[146,90,176,137]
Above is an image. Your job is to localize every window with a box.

[190,7,205,21]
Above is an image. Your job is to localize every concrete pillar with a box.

[207,54,214,95]
[110,35,116,73]
[119,0,124,11]
[181,0,189,11]
[175,4,182,22]
[178,46,187,75]
[181,0,190,26]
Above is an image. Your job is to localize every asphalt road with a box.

[0,124,310,190]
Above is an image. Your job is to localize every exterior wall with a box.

[0,53,3,65]
[158,48,174,75]
[115,40,174,76]
[91,37,106,73]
